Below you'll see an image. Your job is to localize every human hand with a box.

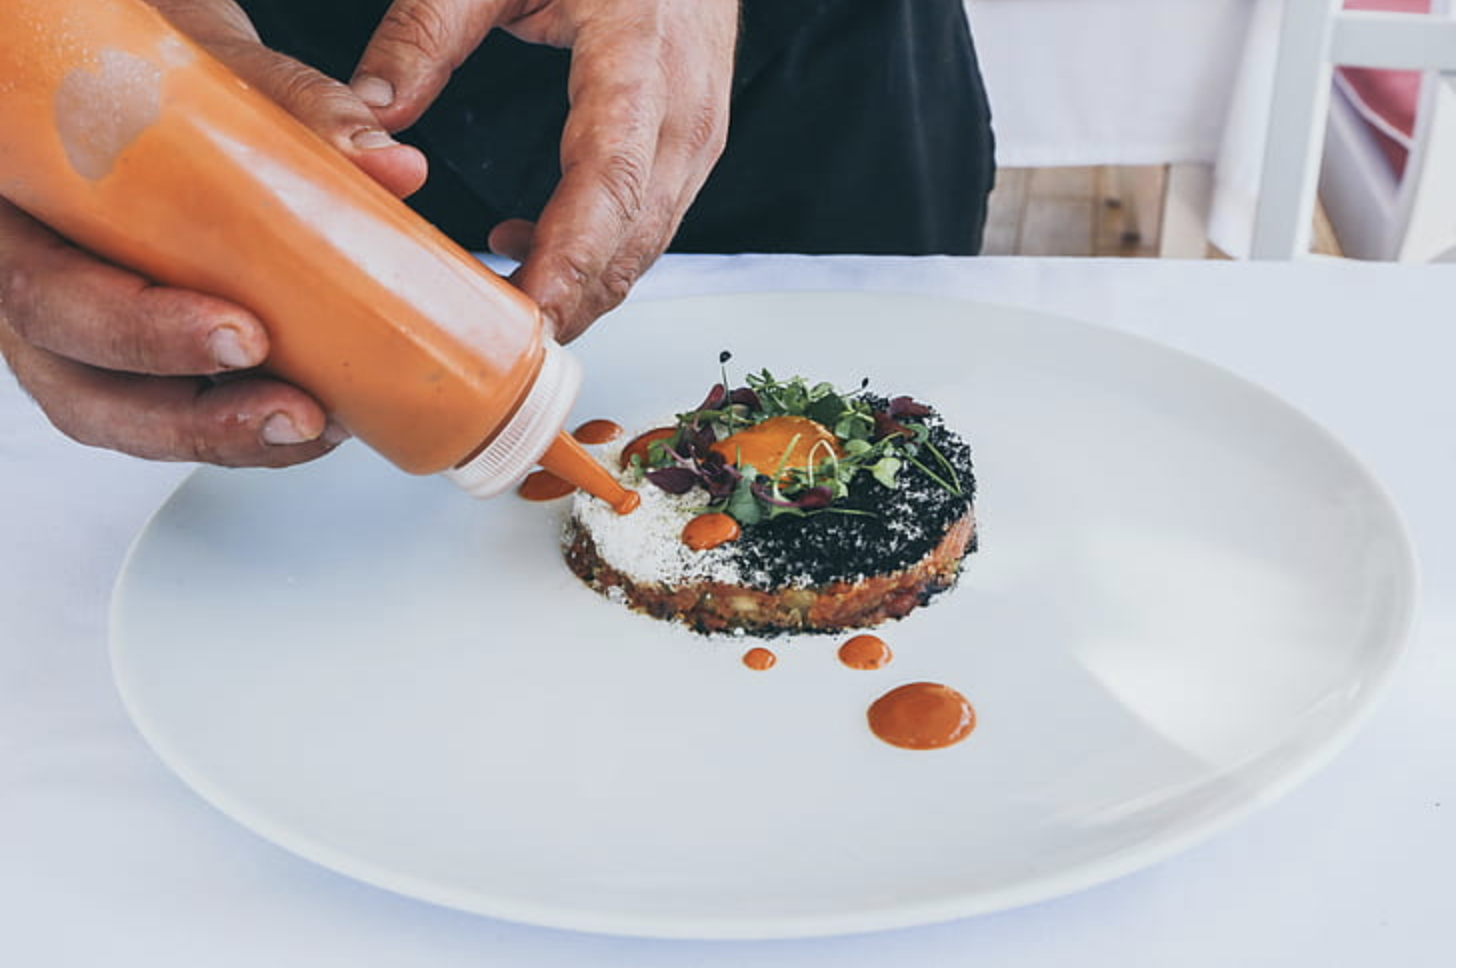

[349,0,740,343]
[0,0,431,466]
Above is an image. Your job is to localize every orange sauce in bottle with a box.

[0,0,633,512]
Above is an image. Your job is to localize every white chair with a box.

[1252,0,1455,260]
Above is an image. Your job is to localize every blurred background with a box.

[965,0,1454,261]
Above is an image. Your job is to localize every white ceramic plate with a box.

[110,292,1416,939]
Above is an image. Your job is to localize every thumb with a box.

[207,39,429,199]
[350,0,514,133]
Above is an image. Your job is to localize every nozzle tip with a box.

[540,431,639,515]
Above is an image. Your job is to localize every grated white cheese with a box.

[566,431,747,586]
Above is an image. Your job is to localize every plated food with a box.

[562,356,978,636]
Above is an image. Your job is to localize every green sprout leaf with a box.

[725,472,764,525]
[871,456,902,488]
[650,358,965,526]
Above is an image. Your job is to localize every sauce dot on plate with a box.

[742,647,776,671]
[517,469,576,502]
[573,418,623,445]
[681,512,741,550]
[619,427,678,469]
[867,682,975,750]
[838,634,893,670]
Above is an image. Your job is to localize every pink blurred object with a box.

[1340,0,1432,176]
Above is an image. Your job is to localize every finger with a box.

[511,10,733,341]
[486,218,535,264]
[0,203,268,376]
[350,0,514,133]
[0,321,343,467]
[151,0,428,196]
[206,38,429,198]
[509,40,670,338]
[546,104,729,343]
[527,184,682,345]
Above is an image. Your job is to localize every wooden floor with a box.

[983,165,1343,258]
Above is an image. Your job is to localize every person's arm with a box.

[348,0,740,343]
[0,0,429,466]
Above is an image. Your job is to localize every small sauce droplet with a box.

[573,418,623,445]
[838,634,893,670]
[867,682,976,750]
[682,512,741,550]
[517,469,576,502]
[619,426,678,469]
[743,647,777,671]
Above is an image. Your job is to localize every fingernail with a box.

[322,420,352,447]
[352,128,399,151]
[351,74,395,108]
[208,326,256,370]
[261,412,315,446]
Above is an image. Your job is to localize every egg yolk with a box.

[709,415,843,479]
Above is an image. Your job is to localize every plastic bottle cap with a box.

[442,338,581,499]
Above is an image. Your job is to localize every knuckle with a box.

[106,287,184,375]
[108,308,162,373]
[378,4,455,63]
[553,246,596,292]
[598,259,636,309]
[235,49,368,138]
[590,148,651,228]
[684,98,728,159]
[270,61,344,117]
[0,259,41,338]
[186,430,227,466]
[183,397,243,466]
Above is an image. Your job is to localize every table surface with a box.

[2,255,1452,967]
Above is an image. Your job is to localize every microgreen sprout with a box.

[643,359,964,526]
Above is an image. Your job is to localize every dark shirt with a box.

[238,0,995,254]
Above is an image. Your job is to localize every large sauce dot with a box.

[867,682,976,750]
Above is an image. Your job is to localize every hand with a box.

[0,0,430,467]
[349,0,740,342]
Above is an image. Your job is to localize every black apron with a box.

[237,0,995,254]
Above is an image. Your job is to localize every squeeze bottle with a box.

[0,0,637,512]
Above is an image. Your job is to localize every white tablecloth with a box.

[2,255,1452,967]
[966,0,1258,168]
[967,0,1289,256]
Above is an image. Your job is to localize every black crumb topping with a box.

[730,407,975,589]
